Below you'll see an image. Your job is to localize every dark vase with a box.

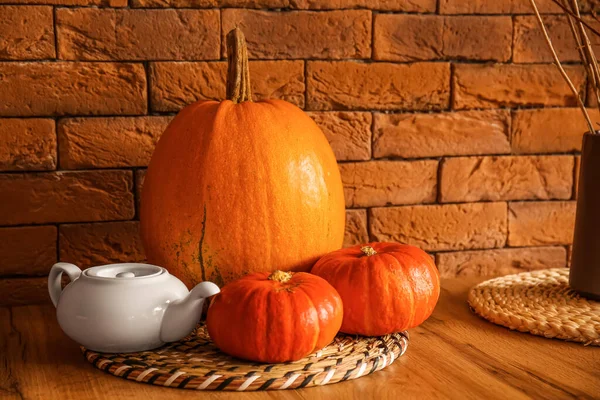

[570,132,600,300]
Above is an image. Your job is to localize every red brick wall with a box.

[1,0,595,305]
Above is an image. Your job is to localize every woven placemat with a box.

[468,268,600,346]
[82,323,408,391]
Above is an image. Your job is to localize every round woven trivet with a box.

[468,268,600,346]
[82,323,408,391]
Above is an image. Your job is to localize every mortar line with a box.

[369,110,374,161]
[144,61,152,114]
[219,8,224,60]
[0,58,588,64]
[436,158,443,204]
[506,202,511,247]
[55,222,60,264]
[132,168,139,220]
[0,2,588,14]
[303,60,308,110]
[53,114,61,188]
[0,105,593,120]
[52,6,59,60]
[364,207,370,242]
[448,62,455,111]
[370,10,376,60]
[510,15,516,63]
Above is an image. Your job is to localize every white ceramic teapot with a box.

[48,262,220,353]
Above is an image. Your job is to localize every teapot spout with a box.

[160,281,220,343]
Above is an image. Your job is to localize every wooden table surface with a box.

[1,277,599,400]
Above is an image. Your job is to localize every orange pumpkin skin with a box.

[311,242,440,336]
[139,99,345,288]
[206,271,343,363]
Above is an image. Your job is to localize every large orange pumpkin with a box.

[140,29,345,288]
[311,242,440,336]
[206,270,343,363]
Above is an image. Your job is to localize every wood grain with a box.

[0,277,49,307]
[1,278,599,399]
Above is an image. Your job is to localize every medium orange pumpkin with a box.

[140,29,345,288]
[206,270,343,363]
[311,242,440,336]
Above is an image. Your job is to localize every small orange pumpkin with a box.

[206,270,343,363]
[311,242,440,336]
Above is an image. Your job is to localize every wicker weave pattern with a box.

[468,268,600,346]
[82,324,408,391]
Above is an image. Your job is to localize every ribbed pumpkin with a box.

[311,242,440,336]
[140,29,345,288]
[206,270,343,363]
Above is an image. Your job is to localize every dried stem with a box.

[226,28,252,104]
[563,1,586,64]
[268,270,293,283]
[548,0,600,36]
[562,1,599,108]
[528,0,595,134]
[360,246,377,256]
[567,0,600,114]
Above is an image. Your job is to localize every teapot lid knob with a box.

[116,272,136,278]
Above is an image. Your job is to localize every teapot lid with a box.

[83,263,166,280]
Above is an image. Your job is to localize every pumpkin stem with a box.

[361,246,377,256]
[226,28,252,104]
[268,270,293,283]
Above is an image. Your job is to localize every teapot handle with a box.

[48,263,82,308]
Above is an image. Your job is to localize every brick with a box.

[0,6,54,60]
[0,62,146,117]
[374,15,442,62]
[0,0,126,7]
[307,112,371,161]
[58,117,171,169]
[222,10,370,59]
[443,17,512,62]
[135,169,146,211]
[0,119,56,171]
[344,209,369,248]
[307,61,450,111]
[514,16,600,63]
[340,160,438,208]
[453,64,586,110]
[57,9,220,61]
[131,0,436,11]
[0,277,49,306]
[59,222,145,269]
[292,0,436,11]
[150,61,304,112]
[370,203,507,251]
[132,0,288,7]
[374,15,511,62]
[511,108,599,154]
[0,226,56,276]
[436,247,567,278]
[439,0,561,14]
[373,110,510,159]
[440,156,574,202]
[509,201,576,246]
[0,171,134,225]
